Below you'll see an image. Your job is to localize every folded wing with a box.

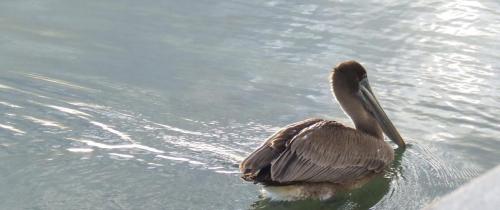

[240,119,394,185]
[239,118,322,182]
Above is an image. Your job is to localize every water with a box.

[0,0,499,209]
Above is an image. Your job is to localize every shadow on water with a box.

[249,147,407,210]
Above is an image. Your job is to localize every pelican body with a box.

[240,61,405,201]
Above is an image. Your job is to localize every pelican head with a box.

[331,61,405,148]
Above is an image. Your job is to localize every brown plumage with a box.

[240,60,405,200]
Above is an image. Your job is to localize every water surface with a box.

[0,0,499,209]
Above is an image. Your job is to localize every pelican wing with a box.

[240,118,323,182]
[270,120,394,183]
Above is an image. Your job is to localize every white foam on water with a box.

[67,138,164,153]
[0,123,26,135]
[157,155,190,161]
[156,154,205,165]
[0,83,14,89]
[0,101,22,108]
[152,121,211,137]
[147,162,164,167]
[109,153,134,159]
[24,73,96,91]
[214,170,240,174]
[88,121,133,142]
[67,148,94,153]
[0,84,50,99]
[66,101,107,109]
[163,136,245,163]
[46,104,92,117]
[23,116,67,129]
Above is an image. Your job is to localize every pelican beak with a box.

[358,78,406,148]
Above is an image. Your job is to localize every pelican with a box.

[240,60,406,201]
